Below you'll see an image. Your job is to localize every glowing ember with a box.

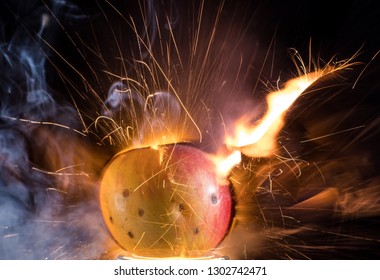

[99,144,232,258]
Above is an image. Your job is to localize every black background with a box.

[1,0,379,259]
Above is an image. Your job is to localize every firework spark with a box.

[0,0,379,260]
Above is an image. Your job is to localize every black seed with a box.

[211,193,218,204]
[128,231,134,238]
[138,208,145,217]
[109,216,113,224]
[194,227,199,235]
[178,203,184,212]
[122,189,130,198]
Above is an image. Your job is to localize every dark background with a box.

[1,0,379,259]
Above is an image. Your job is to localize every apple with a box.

[99,144,233,258]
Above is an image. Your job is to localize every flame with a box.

[213,58,355,176]
[212,150,242,179]
[212,72,321,177]
[226,70,327,157]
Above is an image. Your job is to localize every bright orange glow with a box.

[211,150,242,179]
[213,60,355,174]
[226,71,324,157]
[116,253,222,260]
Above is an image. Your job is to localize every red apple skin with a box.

[99,144,232,258]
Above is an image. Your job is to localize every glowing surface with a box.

[100,144,232,258]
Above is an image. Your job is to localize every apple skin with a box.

[99,144,233,258]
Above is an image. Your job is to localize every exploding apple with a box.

[99,144,233,258]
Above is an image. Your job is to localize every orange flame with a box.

[226,71,324,157]
[214,57,355,177]
[212,150,242,180]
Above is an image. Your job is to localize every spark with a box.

[133,232,146,251]
[300,226,380,243]
[0,115,86,136]
[46,188,68,195]
[300,125,365,143]
[32,166,89,177]
[2,234,20,239]
[352,49,380,89]
[31,220,66,224]
[2,0,377,261]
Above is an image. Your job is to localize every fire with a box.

[211,150,242,180]
[226,71,321,158]
[97,55,358,259]
[214,59,355,176]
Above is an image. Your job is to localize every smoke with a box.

[0,0,107,259]
[101,81,182,147]
[0,0,379,260]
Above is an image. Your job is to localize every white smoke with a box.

[0,0,107,259]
